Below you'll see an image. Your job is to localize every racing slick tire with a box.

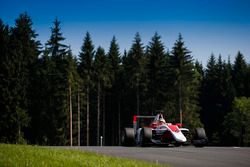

[139,127,152,147]
[193,128,208,147]
[121,128,135,146]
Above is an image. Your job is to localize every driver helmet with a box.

[159,118,166,123]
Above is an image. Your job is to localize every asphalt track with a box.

[63,146,250,167]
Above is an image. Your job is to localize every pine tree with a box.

[15,13,41,143]
[0,20,11,142]
[222,57,235,114]
[146,32,167,114]
[194,60,204,118]
[169,34,201,128]
[195,60,204,77]
[201,55,235,144]
[107,36,121,145]
[194,60,204,114]
[29,48,52,144]
[233,52,247,97]
[93,46,110,145]
[65,48,79,146]
[201,54,218,142]
[125,33,145,116]
[215,56,231,142]
[121,33,148,133]
[46,18,68,58]
[78,32,95,146]
[44,18,69,145]
[0,13,40,143]
[108,36,121,82]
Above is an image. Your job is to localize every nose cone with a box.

[172,131,187,142]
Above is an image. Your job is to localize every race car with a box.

[121,113,208,147]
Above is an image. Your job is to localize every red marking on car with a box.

[133,115,137,124]
[176,123,183,128]
[168,125,180,132]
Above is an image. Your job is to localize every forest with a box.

[0,13,250,146]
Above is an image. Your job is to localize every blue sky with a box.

[1,0,250,64]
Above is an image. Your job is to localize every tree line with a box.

[1,13,250,146]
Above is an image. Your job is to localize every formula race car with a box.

[121,113,208,147]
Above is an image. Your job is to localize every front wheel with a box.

[139,127,152,147]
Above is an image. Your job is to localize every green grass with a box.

[0,144,168,167]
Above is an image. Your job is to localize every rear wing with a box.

[133,115,155,132]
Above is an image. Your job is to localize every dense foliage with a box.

[1,13,250,146]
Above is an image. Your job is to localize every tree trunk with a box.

[112,109,115,145]
[152,96,155,115]
[69,82,72,146]
[18,124,21,144]
[77,86,80,146]
[97,80,101,146]
[136,85,140,116]
[86,86,89,146]
[102,92,106,146]
[118,97,121,145]
[179,80,183,125]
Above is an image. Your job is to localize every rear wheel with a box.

[121,128,135,146]
[195,128,206,139]
[193,128,208,147]
[139,127,152,147]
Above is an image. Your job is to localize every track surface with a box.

[61,146,250,167]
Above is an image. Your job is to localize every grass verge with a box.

[0,144,168,167]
